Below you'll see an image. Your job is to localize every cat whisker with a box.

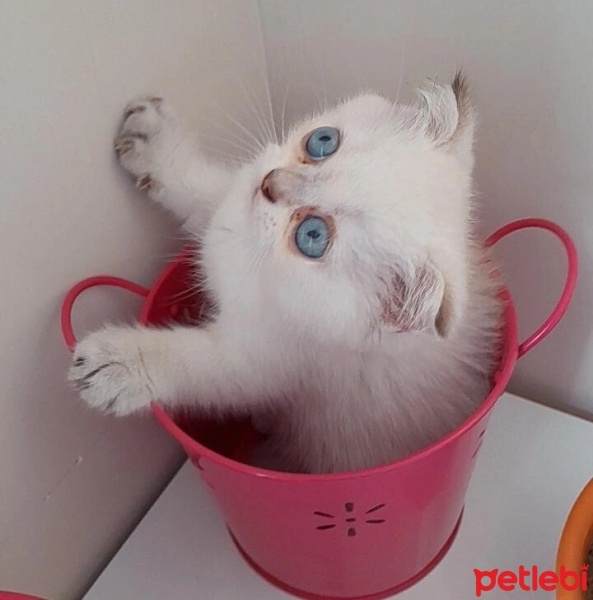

[197,114,261,158]
[209,104,266,153]
[238,80,275,147]
[280,83,290,145]
[393,36,407,108]
[198,133,256,160]
[250,51,279,144]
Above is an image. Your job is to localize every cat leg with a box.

[115,97,234,227]
[69,324,275,417]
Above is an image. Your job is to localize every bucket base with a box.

[229,510,463,600]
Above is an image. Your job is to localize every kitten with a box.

[69,73,503,474]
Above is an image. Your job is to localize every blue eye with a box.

[294,216,331,259]
[304,127,340,161]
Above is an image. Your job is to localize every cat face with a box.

[238,74,475,347]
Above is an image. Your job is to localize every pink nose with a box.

[260,169,278,203]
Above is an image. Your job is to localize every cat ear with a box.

[409,71,476,170]
[379,263,456,337]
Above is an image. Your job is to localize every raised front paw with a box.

[69,327,155,416]
[114,96,185,198]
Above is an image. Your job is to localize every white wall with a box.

[0,1,270,598]
[259,0,593,418]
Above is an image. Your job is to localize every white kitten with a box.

[70,74,503,474]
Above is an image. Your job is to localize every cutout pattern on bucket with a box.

[314,502,387,538]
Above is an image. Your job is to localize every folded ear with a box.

[380,263,456,337]
[408,71,476,171]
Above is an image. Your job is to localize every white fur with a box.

[70,78,503,474]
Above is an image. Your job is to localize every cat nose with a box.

[260,169,278,203]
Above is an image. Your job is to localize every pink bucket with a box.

[62,219,577,600]
[0,594,47,600]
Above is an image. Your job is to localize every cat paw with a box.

[69,327,155,416]
[114,97,184,198]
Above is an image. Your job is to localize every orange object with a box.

[556,479,593,599]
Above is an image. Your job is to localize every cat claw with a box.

[136,174,161,194]
[114,137,135,157]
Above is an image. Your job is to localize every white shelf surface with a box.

[83,393,593,599]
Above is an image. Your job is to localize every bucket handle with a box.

[61,276,149,351]
[485,218,578,358]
